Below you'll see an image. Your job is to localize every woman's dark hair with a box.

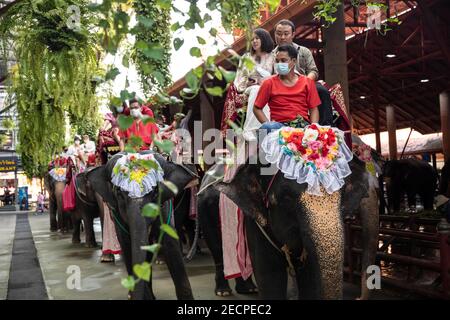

[277,44,298,59]
[251,28,274,54]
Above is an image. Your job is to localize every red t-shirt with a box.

[119,120,159,150]
[254,75,321,123]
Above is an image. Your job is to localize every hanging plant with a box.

[132,0,172,92]
[1,0,101,177]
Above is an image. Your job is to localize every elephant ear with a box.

[75,173,88,197]
[159,160,199,203]
[215,164,268,221]
[86,166,116,209]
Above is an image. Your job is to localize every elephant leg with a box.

[235,276,258,294]
[71,213,81,244]
[84,214,97,248]
[357,186,379,300]
[160,202,194,300]
[198,193,232,296]
[127,200,154,300]
[49,198,58,232]
[244,216,287,300]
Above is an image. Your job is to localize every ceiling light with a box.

[360,96,366,99]
[386,54,396,58]
[420,79,429,83]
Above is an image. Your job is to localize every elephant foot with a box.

[235,278,258,295]
[100,253,115,263]
[215,278,232,297]
[85,242,98,248]
[72,238,81,244]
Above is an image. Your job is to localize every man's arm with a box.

[119,138,125,152]
[300,47,319,81]
[309,107,319,124]
[254,108,270,124]
[253,78,271,123]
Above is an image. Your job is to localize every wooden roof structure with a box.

[167,0,450,135]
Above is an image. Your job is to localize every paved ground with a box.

[0,211,408,300]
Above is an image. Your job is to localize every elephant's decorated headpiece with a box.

[262,124,353,196]
[111,153,164,198]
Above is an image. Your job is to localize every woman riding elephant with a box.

[86,152,199,300]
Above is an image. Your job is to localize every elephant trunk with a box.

[297,190,344,299]
[185,212,200,262]
[358,185,380,300]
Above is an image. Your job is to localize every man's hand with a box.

[307,72,317,81]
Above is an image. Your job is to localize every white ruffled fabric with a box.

[111,154,164,198]
[261,126,354,196]
[49,168,67,182]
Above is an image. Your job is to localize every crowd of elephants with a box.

[43,143,447,300]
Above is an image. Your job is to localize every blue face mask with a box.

[275,62,292,75]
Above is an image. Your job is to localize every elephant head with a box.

[215,161,344,300]
[86,152,198,300]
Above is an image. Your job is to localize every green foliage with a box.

[1,0,101,178]
[132,0,172,92]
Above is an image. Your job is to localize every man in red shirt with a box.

[119,98,159,151]
[254,44,320,132]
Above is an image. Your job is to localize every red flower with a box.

[321,146,329,157]
[308,152,320,161]
[289,131,304,145]
[309,124,318,131]
[298,145,306,154]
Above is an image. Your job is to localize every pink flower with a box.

[308,140,322,151]
[315,157,331,170]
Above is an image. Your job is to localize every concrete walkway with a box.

[0,211,407,300]
[7,214,48,299]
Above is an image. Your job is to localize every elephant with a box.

[70,171,115,262]
[383,158,437,213]
[44,173,72,233]
[197,164,259,296]
[212,154,378,300]
[85,152,199,300]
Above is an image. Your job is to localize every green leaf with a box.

[139,159,159,170]
[110,96,122,107]
[154,140,174,154]
[135,40,148,51]
[193,66,203,78]
[160,223,179,240]
[173,38,184,51]
[185,70,200,90]
[133,262,151,281]
[243,56,256,71]
[105,67,120,81]
[209,27,218,37]
[142,116,156,125]
[196,36,206,45]
[142,46,164,60]
[156,0,172,10]
[214,68,223,81]
[171,22,181,32]
[266,0,281,13]
[189,47,202,57]
[121,276,136,291]
[162,180,178,195]
[205,86,223,97]
[120,90,135,102]
[117,115,134,130]
[122,54,130,68]
[219,66,236,83]
[142,203,160,218]
[137,16,154,29]
[203,13,212,23]
[141,243,161,253]
[129,135,143,149]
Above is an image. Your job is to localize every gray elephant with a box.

[214,155,378,300]
[85,152,198,300]
[70,171,115,262]
[44,172,72,232]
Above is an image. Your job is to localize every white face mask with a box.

[116,106,124,113]
[130,109,142,119]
